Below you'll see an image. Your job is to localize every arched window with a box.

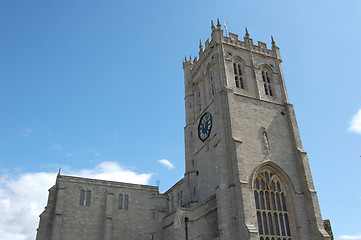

[177,191,184,206]
[124,194,129,210]
[180,191,183,206]
[118,194,123,209]
[254,169,292,240]
[79,190,85,206]
[262,70,273,96]
[79,189,91,206]
[233,62,244,89]
[118,193,129,210]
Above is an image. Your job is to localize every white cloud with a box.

[51,144,64,151]
[339,234,361,240]
[17,128,33,137]
[0,162,152,240]
[0,172,56,240]
[66,153,74,157]
[348,109,361,134]
[158,159,175,169]
[72,161,153,184]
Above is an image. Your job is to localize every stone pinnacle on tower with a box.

[217,18,221,29]
[271,35,276,46]
[199,39,204,53]
[245,27,249,38]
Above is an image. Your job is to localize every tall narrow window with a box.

[79,189,91,206]
[180,191,183,207]
[177,191,184,206]
[233,62,244,89]
[262,70,273,96]
[118,193,129,210]
[124,194,129,210]
[118,194,123,209]
[254,170,292,240]
[210,71,215,95]
[79,190,85,206]
[85,190,91,206]
[177,192,180,206]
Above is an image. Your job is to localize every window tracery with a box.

[233,62,244,89]
[254,169,292,240]
[262,70,273,96]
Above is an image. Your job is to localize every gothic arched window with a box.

[233,62,244,89]
[79,189,91,206]
[118,193,129,210]
[254,169,292,240]
[118,194,123,209]
[124,194,129,210]
[262,70,273,96]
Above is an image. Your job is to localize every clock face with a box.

[198,112,212,142]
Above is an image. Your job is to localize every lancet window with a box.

[119,193,129,210]
[254,169,292,240]
[177,191,184,206]
[233,62,244,89]
[262,70,273,96]
[79,189,91,206]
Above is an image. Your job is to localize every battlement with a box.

[183,19,280,71]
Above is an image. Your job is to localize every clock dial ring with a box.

[198,112,212,142]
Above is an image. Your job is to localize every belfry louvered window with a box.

[262,70,273,96]
[254,169,292,240]
[233,62,244,89]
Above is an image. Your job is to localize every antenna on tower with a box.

[223,21,229,36]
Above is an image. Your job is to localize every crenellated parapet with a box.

[182,18,291,129]
[183,18,281,72]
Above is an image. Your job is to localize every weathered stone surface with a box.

[36,25,331,240]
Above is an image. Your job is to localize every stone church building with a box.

[36,20,333,240]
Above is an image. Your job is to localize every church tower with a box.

[36,20,332,240]
[180,19,331,240]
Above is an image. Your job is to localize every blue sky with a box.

[0,1,360,239]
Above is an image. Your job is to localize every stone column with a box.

[103,188,114,240]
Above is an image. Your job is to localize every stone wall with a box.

[36,175,167,240]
